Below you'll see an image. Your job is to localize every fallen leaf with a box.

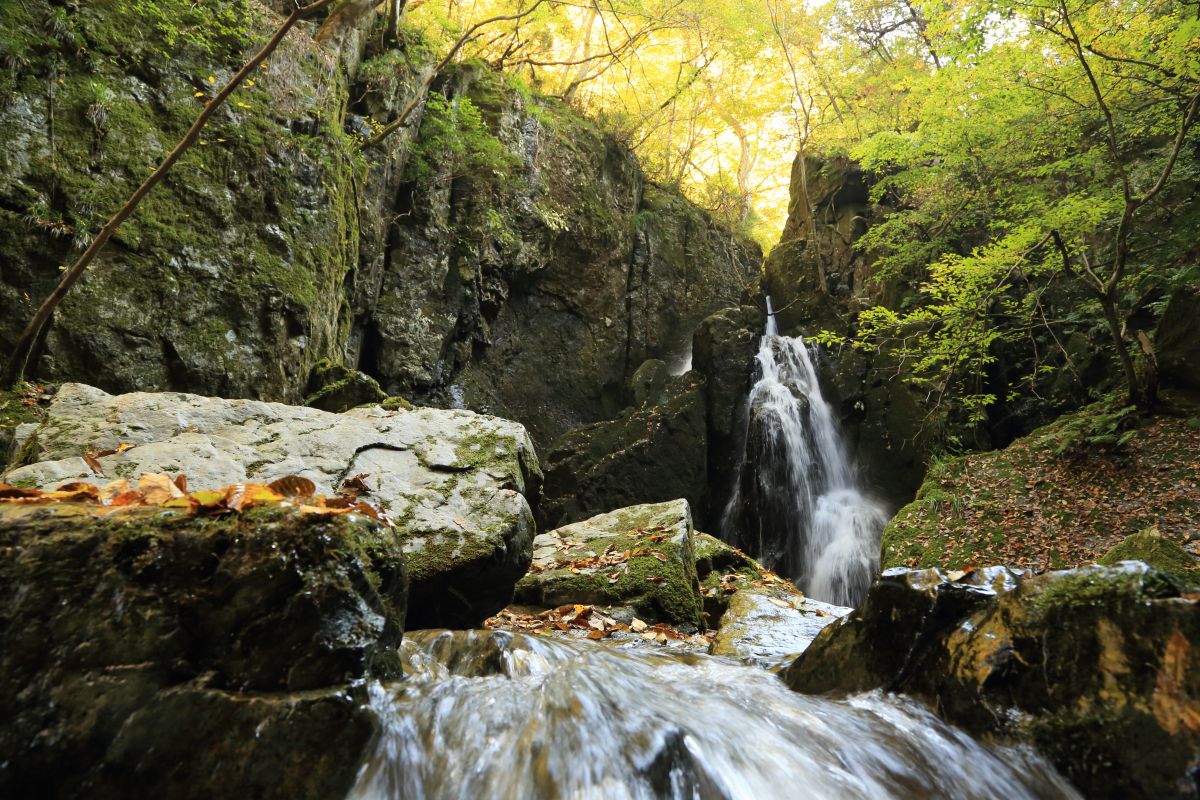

[138,473,184,505]
[268,475,316,498]
[0,484,42,499]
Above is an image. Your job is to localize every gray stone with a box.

[710,588,851,668]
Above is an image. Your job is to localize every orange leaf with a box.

[268,475,316,498]
[223,482,283,511]
[139,473,184,505]
[0,484,42,499]
[83,453,104,476]
[99,479,133,504]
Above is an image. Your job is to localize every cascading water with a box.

[722,297,889,607]
[349,630,1079,800]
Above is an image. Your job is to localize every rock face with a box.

[539,372,708,528]
[5,383,542,628]
[0,3,757,459]
[367,65,762,447]
[1157,285,1200,391]
[784,564,1200,799]
[0,503,403,798]
[514,500,705,629]
[0,0,382,402]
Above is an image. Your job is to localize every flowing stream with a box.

[723,298,888,607]
[349,630,1079,800]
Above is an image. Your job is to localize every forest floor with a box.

[882,391,1200,573]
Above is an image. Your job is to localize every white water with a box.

[349,630,1079,800]
[723,297,888,607]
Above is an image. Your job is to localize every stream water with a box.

[349,630,1079,800]
[723,298,889,607]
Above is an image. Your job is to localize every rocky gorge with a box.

[1,1,1199,798]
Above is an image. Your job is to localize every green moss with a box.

[1099,528,1199,583]
[1,0,367,396]
[882,398,1200,572]
[380,396,414,411]
[1027,567,1178,614]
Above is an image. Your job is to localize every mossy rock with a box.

[1099,528,1199,585]
[0,502,406,798]
[304,360,388,412]
[0,0,371,401]
[784,564,1199,799]
[514,499,704,630]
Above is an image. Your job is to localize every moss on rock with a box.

[1099,528,1199,585]
[0,0,368,401]
[0,502,406,797]
[514,500,705,629]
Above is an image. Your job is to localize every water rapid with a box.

[350,630,1079,800]
[723,298,889,607]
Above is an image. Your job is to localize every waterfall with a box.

[349,630,1078,800]
[722,297,888,607]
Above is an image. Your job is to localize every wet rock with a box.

[0,503,401,798]
[784,564,1199,799]
[514,500,705,629]
[710,588,851,668]
[539,373,707,529]
[629,359,670,407]
[691,305,762,513]
[4,383,541,628]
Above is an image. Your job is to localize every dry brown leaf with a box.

[139,473,184,505]
[99,479,133,504]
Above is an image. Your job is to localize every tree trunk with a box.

[1098,292,1156,409]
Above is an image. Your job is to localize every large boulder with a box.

[784,564,1200,799]
[0,503,402,798]
[4,383,541,628]
[514,500,705,629]
[539,372,708,529]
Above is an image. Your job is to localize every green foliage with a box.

[845,0,1200,416]
[404,91,517,189]
[124,0,254,59]
[1036,400,1140,457]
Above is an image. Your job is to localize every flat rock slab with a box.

[710,588,851,668]
[515,499,704,629]
[4,383,543,627]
